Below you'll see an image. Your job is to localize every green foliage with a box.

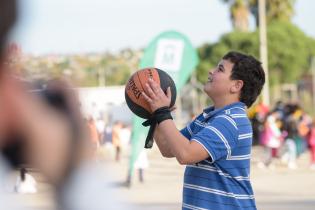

[197,31,259,83]
[249,0,296,24]
[222,0,296,28]
[266,0,295,23]
[22,51,138,87]
[220,0,250,31]
[196,21,315,86]
[267,21,314,84]
[104,63,131,86]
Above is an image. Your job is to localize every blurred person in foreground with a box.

[0,0,129,209]
[142,51,265,210]
[14,167,37,194]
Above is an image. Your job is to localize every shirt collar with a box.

[203,102,246,119]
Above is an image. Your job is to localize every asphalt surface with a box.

[6,145,315,210]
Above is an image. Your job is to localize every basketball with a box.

[125,68,177,119]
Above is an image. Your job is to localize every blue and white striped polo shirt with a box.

[180,102,256,210]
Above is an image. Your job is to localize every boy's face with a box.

[204,59,235,99]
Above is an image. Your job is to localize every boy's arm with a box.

[157,119,209,165]
[153,125,174,158]
[142,79,209,164]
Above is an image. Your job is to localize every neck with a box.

[212,96,240,109]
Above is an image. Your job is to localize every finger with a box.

[145,82,156,98]
[166,87,172,99]
[148,79,162,94]
[141,91,152,103]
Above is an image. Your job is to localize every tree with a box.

[196,21,315,87]
[249,0,295,27]
[267,21,314,84]
[103,61,130,86]
[21,51,135,87]
[197,31,258,83]
[221,0,296,29]
[221,0,250,31]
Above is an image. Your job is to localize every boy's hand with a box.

[142,78,172,112]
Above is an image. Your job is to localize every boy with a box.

[142,51,265,210]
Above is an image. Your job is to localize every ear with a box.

[231,80,243,93]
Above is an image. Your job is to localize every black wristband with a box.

[142,106,173,127]
[153,106,173,124]
[141,106,173,149]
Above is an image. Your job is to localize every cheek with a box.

[214,77,231,91]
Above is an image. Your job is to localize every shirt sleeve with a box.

[180,113,204,139]
[191,115,238,163]
[180,117,199,140]
[180,123,192,139]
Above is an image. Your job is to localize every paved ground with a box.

[107,146,315,210]
[6,145,315,210]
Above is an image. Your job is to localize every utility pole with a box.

[259,0,270,106]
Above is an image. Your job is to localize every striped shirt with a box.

[180,102,256,210]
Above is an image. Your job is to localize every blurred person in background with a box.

[249,100,269,145]
[134,149,149,183]
[95,116,105,143]
[112,121,123,162]
[284,105,309,158]
[86,115,100,157]
[126,147,149,187]
[259,111,284,169]
[119,123,131,148]
[307,118,315,170]
[281,118,298,169]
[0,0,130,209]
[296,110,311,157]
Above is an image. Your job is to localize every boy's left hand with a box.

[142,78,172,113]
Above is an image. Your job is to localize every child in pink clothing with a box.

[308,119,315,169]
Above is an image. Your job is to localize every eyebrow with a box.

[218,63,225,71]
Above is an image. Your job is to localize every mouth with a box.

[207,76,213,83]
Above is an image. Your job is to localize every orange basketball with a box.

[125,68,176,119]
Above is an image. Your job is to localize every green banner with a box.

[129,31,199,176]
[140,30,199,90]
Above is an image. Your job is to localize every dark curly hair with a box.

[223,51,265,108]
[0,0,17,59]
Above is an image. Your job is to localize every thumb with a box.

[166,87,172,99]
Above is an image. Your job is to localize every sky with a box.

[11,0,315,55]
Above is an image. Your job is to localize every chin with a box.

[203,83,211,95]
[203,84,207,92]
[204,81,211,90]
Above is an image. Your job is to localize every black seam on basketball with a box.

[126,70,152,119]
[156,68,177,107]
[125,91,150,119]
[136,70,146,97]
